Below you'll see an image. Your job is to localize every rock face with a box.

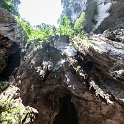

[0,7,38,123]
[0,7,15,24]
[74,29,124,103]
[0,6,27,80]
[62,0,124,33]
[96,0,124,33]
[12,33,124,124]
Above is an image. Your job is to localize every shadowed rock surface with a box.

[0,6,27,80]
[0,6,38,124]
[11,34,124,124]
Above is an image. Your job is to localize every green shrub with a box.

[0,84,33,124]
[57,15,74,36]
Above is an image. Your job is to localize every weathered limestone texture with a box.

[62,0,124,33]
[0,6,27,80]
[13,34,124,124]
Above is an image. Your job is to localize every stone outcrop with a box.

[0,7,17,74]
[73,29,124,103]
[0,7,15,24]
[103,28,124,42]
[96,0,124,33]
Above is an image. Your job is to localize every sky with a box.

[18,0,63,26]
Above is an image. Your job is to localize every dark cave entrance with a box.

[53,95,78,124]
[0,42,21,81]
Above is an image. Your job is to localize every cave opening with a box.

[53,95,78,124]
[0,42,21,81]
[76,54,93,72]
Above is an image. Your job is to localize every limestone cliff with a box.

[62,0,124,33]
[0,1,124,124]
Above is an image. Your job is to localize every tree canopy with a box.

[57,15,74,35]
[74,12,85,32]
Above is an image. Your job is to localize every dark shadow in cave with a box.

[42,70,51,83]
[53,95,78,124]
[0,42,21,81]
[75,51,93,72]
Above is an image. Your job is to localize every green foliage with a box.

[0,84,30,124]
[77,30,86,39]
[71,41,77,49]
[15,16,32,37]
[74,12,85,32]
[16,17,54,40]
[2,0,19,16]
[0,101,23,124]
[15,16,57,50]
[77,65,81,70]
[91,9,97,16]
[11,0,21,8]
[121,36,124,42]
[57,15,74,36]
[15,9,87,48]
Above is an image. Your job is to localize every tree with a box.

[74,12,85,33]
[15,16,32,37]
[2,0,20,16]
[57,15,74,36]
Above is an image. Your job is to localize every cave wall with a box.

[12,34,124,124]
[96,0,124,33]
[0,6,27,80]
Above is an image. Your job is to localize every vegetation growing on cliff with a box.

[15,16,57,41]
[74,12,85,33]
[1,0,20,16]
[2,0,87,44]
[0,82,38,124]
[15,13,88,51]
[1,0,87,41]
[57,15,74,35]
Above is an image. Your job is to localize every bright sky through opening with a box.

[19,0,63,26]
